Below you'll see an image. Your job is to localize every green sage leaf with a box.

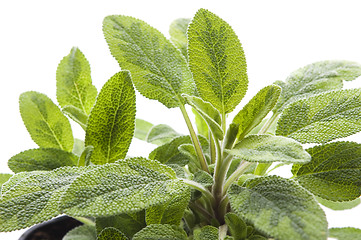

[188,8,248,114]
[169,18,190,60]
[19,91,74,151]
[316,197,360,211]
[134,119,153,141]
[192,108,209,138]
[146,124,182,145]
[96,211,146,239]
[56,47,97,115]
[228,176,328,240]
[329,227,361,240]
[0,174,12,193]
[292,141,361,201]
[274,60,361,113]
[183,94,223,140]
[98,227,128,240]
[193,225,219,240]
[232,85,281,140]
[85,71,136,165]
[132,224,188,240]
[0,166,91,231]
[228,134,311,164]
[62,105,88,130]
[276,88,361,143]
[8,148,77,173]
[63,225,97,240]
[60,157,188,217]
[224,212,247,240]
[103,14,195,108]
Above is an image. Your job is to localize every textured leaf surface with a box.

[98,227,128,240]
[146,124,182,145]
[0,166,90,231]
[132,224,188,240]
[8,148,77,173]
[85,71,135,164]
[103,14,195,108]
[292,141,361,201]
[96,211,145,239]
[193,225,218,240]
[329,227,361,240]
[232,85,281,139]
[0,174,12,193]
[146,186,190,225]
[19,91,74,151]
[56,47,97,115]
[276,88,361,143]
[274,60,361,112]
[169,18,190,60]
[63,225,97,240]
[225,212,247,240]
[188,8,248,114]
[228,176,328,240]
[228,134,311,164]
[183,94,223,140]
[60,157,188,217]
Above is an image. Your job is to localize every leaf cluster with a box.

[1,8,361,240]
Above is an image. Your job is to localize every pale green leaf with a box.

[232,85,281,140]
[146,124,182,145]
[188,8,248,114]
[133,224,188,240]
[98,227,128,240]
[77,146,94,167]
[146,186,190,225]
[103,14,195,108]
[0,166,91,231]
[60,157,188,217]
[169,18,190,60]
[228,134,311,164]
[183,94,223,140]
[8,148,77,173]
[193,225,219,240]
[329,227,361,240]
[63,225,97,240]
[228,176,328,240]
[1,171,42,195]
[276,88,361,143]
[19,91,74,151]
[96,211,146,239]
[192,108,209,138]
[85,71,136,165]
[274,60,361,113]
[56,47,97,115]
[0,174,12,193]
[62,105,88,130]
[134,119,153,141]
[72,138,85,156]
[292,141,361,201]
[316,197,360,211]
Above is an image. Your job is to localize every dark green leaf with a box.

[19,91,74,151]
[63,225,97,240]
[169,18,190,60]
[60,157,188,217]
[56,47,97,115]
[98,227,128,240]
[103,14,195,108]
[329,227,361,240]
[274,60,361,113]
[132,224,188,240]
[193,225,218,240]
[96,211,145,239]
[188,8,248,114]
[292,141,361,201]
[228,176,328,240]
[232,85,281,140]
[8,148,77,173]
[85,71,136,164]
[276,88,361,143]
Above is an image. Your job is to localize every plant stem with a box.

[189,201,214,221]
[222,160,253,195]
[219,224,228,240]
[182,178,215,205]
[179,104,209,173]
[209,133,216,164]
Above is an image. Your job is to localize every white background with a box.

[1,0,361,238]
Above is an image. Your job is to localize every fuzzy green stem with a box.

[182,178,215,205]
[219,224,228,240]
[209,133,216,164]
[180,105,209,173]
[223,160,253,195]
